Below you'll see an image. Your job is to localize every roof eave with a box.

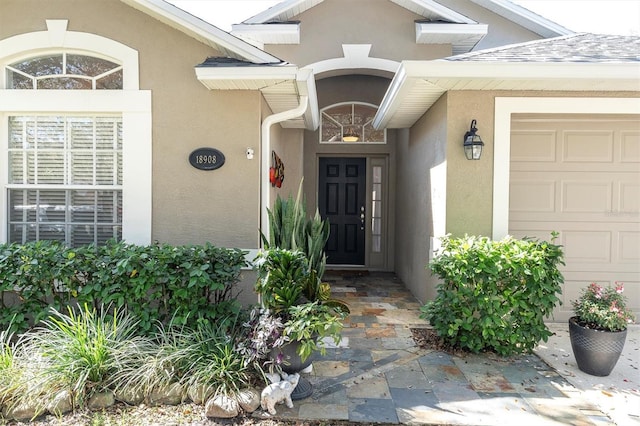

[231,23,301,47]
[374,61,640,129]
[243,0,476,25]
[122,0,282,63]
[415,23,488,54]
[195,64,319,130]
[468,0,573,37]
[244,0,313,24]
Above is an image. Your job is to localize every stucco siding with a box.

[264,0,453,67]
[267,95,305,205]
[445,91,496,237]
[395,95,448,303]
[154,90,261,248]
[0,0,263,249]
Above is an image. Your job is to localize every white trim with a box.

[1,23,152,245]
[296,68,319,130]
[0,116,7,243]
[0,91,153,245]
[243,0,315,24]
[392,0,476,23]
[0,20,139,90]
[416,23,488,40]
[307,44,399,78]
[231,23,300,48]
[196,63,299,83]
[469,0,573,37]
[492,97,640,240]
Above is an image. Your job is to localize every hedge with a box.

[0,240,247,335]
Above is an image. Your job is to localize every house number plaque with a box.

[189,148,225,171]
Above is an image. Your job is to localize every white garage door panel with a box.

[509,114,640,321]
[562,130,614,162]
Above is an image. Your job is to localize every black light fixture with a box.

[463,119,484,160]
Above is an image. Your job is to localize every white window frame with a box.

[0,20,152,245]
[320,101,387,144]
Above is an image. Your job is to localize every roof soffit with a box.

[195,63,319,130]
[374,60,640,129]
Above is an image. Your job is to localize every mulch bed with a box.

[410,326,467,356]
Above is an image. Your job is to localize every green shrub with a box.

[0,241,247,335]
[0,241,79,334]
[421,234,564,356]
[254,248,309,313]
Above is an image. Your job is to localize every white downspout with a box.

[260,95,309,246]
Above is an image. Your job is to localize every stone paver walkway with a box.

[264,271,617,425]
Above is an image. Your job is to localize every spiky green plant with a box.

[177,317,252,397]
[12,304,142,410]
[110,314,253,400]
[260,179,330,302]
[0,326,15,405]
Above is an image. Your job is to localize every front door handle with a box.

[360,206,365,230]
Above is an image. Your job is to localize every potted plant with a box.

[569,282,636,376]
[260,180,349,315]
[249,248,345,399]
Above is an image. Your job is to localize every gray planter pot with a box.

[270,341,313,400]
[569,316,627,377]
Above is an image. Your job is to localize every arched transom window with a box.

[320,102,386,144]
[7,53,123,90]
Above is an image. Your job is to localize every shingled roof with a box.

[445,33,640,63]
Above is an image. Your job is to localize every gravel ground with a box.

[3,403,376,426]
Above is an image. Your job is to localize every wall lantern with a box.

[463,119,484,160]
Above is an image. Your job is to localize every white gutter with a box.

[260,95,309,245]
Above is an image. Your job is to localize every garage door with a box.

[509,114,640,321]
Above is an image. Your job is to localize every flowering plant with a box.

[572,282,635,332]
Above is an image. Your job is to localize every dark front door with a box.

[318,157,366,265]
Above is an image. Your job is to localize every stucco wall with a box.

[264,0,452,67]
[0,0,263,249]
[400,90,639,304]
[445,91,496,237]
[394,95,448,303]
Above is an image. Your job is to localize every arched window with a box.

[1,21,151,247]
[7,53,123,90]
[320,102,386,144]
